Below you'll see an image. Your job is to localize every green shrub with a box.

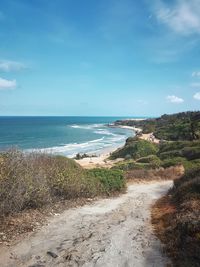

[161,157,200,172]
[182,146,200,160]
[86,168,125,194]
[112,160,154,171]
[110,138,158,160]
[137,155,162,168]
[159,146,200,161]
[159,140,200,154]
[161,157,187,168]
[159,150,182,160]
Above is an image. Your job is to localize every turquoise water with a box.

[0,116,138,157]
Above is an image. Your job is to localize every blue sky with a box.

[0,0,200,116]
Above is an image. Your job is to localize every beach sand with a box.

[75,148,123,169]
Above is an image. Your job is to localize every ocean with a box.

[0,116,137,158]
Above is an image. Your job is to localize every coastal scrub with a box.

[0,150,125,216]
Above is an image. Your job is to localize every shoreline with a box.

[113,125,142,132]
[76,124,147,168]
[75,142,124,169]
[76,125,139,168]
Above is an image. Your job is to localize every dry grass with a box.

[125,165,184,182]
[152,168,200,267]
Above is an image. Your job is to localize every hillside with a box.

[112,111,200,266]
[0,111,199,266]
[115,111,200,141]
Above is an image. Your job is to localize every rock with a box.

[47,251,58,258]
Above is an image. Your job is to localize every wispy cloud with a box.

[190,82,200,87]
[99,0,136,40]
[192,71,200,77]
[154,0,200,35]
[0,77,16,90]
[0,60,26,72]
[193,92,200,100]
[167,95,184,103]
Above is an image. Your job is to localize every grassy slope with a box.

[115,111,200,141]
[0,150,125,216]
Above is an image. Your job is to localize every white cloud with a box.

[167,95,184,103]
[155,0,200,35]
[193,92,200,100]
[192,71,200,77]
[0,60,25,72]
[0,77,16,90]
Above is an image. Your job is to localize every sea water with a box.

[0,116,138,157]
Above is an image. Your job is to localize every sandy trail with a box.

[0,181,172,267]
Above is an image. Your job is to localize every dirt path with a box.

[0,181,172,267]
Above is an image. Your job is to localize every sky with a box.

[0,0,200,116]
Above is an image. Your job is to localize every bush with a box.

[159,140,200,154]
[137,155,162,168]
[159,150,182,160]
[0,150,125,216]
[161,157,187,168]
[112,160,149,171]
[182,146,200,160]
[87,168,125,195]
[110,138,158,160]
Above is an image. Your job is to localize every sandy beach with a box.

[75,147,124,169]
[116,125,142,132]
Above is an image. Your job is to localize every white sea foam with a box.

[28,134,126,158]
[27,123,134,158]
[94,129,117,136]
[70,124,104,130]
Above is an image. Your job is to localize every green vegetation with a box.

[0,150,125,216]
[112,160,150,171]
[159,140,200,160]
[136,155,162,168]
[115,111,200,141]
[87,168,125,195]
[110,135,200,173]
[74,153,97,160]
[110,137,158,160]
[111,111,200,266]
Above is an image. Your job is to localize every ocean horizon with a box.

[0,116,145,157]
